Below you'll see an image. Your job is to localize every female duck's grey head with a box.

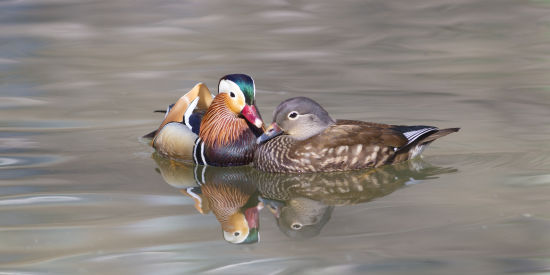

[258,97,335,144]
[278,198,334,239]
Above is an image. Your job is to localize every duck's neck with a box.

[199,94,248,148]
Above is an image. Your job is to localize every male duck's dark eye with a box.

[234,232,240,237]
[288,111,298,119]
[230,92,236,98]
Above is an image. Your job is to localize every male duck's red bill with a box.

[241,104,263,129]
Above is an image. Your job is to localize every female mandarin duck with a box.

[151,74,264,166]
[254,97,459,173]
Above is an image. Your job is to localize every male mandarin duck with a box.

[151,74,264,166]
[254,97,459,173]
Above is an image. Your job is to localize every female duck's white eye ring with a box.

[291,223,302,230]
[288,111,299,120]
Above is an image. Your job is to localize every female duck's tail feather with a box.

[391,127,459,162]
[416,127,460,145]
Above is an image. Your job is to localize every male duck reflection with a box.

[151,154,262,244]
[255,97,459,173]
[256,160,456,238]
[147,74,264,166]
[180,166,262,244]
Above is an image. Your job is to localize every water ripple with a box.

[0,195,81,206]
[0,155,63,168]
[0,154,65,179]
[0,97,46,109]
[0,157,18,166]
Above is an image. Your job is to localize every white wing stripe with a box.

[184,97,199,130]
[403,127,437,145]
[164,105,171,119]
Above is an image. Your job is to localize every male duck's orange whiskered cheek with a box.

[241,105,263,129]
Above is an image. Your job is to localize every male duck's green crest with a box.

[219,74,255,105]
[217,74,262,128]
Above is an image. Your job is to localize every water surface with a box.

[2,0,550,274]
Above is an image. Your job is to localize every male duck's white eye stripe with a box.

[219,79,243,96]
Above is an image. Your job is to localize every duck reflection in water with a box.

[152,152,456,241]
[255,159,457,239]
[152,153,262,244]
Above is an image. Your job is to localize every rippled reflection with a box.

[153,153,261,244]
[152,153,456,244]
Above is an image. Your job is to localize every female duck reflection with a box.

[152,153,456,242]
[255,161,456,238]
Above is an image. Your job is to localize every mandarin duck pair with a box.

[147,74,459,173]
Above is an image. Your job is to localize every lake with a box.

[2,0,550,274]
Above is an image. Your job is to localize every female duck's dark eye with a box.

[230,92,236,98]
[291,223,302,230]
[288,111,298,119]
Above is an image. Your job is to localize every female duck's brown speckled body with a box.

[254,97,459,173]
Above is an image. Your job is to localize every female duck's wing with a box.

[337,120,458,150]
[286,123,408,172]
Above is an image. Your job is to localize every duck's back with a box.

[254,120,458,173]
[254,121,408,173]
